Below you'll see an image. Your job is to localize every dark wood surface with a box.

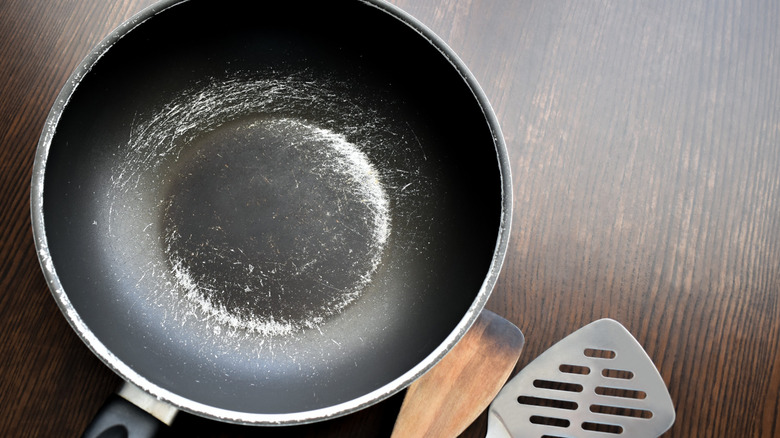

[2,0,778,436]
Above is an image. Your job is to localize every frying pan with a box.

[30,0,511,432]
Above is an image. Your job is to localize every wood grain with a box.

[1,0,779,436]
[391,311,524,438]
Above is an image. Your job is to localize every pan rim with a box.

[29,0,513,425]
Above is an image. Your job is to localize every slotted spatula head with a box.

[487,319,675,438]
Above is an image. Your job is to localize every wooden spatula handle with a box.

[391,310,524,438]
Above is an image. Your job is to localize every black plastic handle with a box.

[82,395,167,438]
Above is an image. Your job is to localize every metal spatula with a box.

[487,319,675,438]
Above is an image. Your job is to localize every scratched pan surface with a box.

[31,0,510,425]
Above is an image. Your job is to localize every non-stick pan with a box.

[31,0,511,431]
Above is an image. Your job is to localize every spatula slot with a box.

[530,415,570,428]
[533,379,584,392]
[590,403,653,418]
[595,386,647,399]
[584,348,616,359]
[517,395,578,410]
[559,364,591,375]
[601,369,634,379]
[581,421,624,434]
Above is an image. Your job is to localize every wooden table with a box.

[2,0,778,436]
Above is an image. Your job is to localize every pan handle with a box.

[82,383,178,438]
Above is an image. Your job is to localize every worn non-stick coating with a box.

[32,0,510,425]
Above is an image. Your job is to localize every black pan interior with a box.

[41,0,503,418]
